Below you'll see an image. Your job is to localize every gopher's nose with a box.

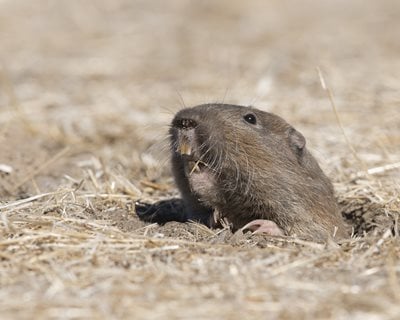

[172,117,198,130]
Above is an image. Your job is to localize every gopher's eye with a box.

[244,113,257,125]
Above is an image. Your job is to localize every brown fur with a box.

[170,103,348,241]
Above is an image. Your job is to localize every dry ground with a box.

[0,0,400,319]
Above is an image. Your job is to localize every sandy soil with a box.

[0,0,399,319]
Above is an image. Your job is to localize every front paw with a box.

[241,219,284,236]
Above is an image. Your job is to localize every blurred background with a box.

[0,0,399,195]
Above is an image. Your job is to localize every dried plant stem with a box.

[317,67,367,171]
[0,191,59,210]
[11,147,70,192]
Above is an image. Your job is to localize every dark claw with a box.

[135,200,154,218]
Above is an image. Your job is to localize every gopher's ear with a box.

[288,127,306,157]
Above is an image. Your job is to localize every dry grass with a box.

[0,0,399,319]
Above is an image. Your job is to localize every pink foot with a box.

[241,219,284,236]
